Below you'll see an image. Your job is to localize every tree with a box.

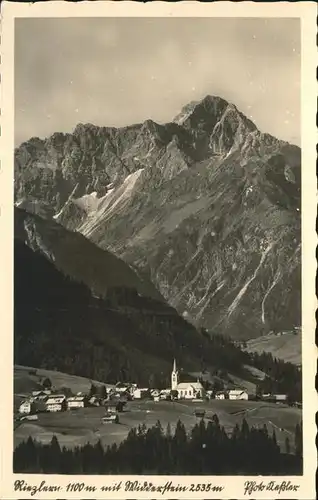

[155,420,164,436]
[13,418,303,475]
[92,440,104,473]
[137,422,147,437]
[42,377,52,389]
[285,436,291,454]
[24,436,38,472]
[256,384,263,398]
[148,373,156,389]
[212,379,224,393]
[171,389,178,400]
[166,422,172,439]
[212,413,220,427]
[51,435,60,452]
[294,422,302,457]
[174,419,187,446]
[272,429,278,447]
[89,383,98,397]
[241,418,250,438]
[98,385,108,399]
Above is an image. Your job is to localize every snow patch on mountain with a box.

[73,191,100,213]
[80,168,144,237]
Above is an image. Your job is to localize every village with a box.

[16,359,289,426]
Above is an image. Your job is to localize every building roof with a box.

[32,390,51,396]
[34,395,49,401]
[67,396,86,402]
[229,389,247,395]
[20,400,31,406]
[177,382,204,390]
[46,396,66,404]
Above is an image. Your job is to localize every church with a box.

[171,359,205,400]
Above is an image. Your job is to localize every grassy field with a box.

[14,399,301,454]
[244,333,301,366]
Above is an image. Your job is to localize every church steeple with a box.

[171,358,179,391]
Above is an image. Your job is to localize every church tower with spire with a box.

[171,358,179,391]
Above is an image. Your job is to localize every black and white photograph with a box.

[0,2,316,499]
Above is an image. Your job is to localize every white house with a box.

[228,390,248,400]
[150,389,161,398]
[67,395,87,410]
[88,395,100,406]
[273,394,287,402]
[215,392,226,400]
[126,384,137,396]
[159,389,171,400]
[117,387,129,394]
[171,359,205,400]
[115,383,128,394]
[133,388,150,400]
[19,400,33,414]
[46,395,67,412]
[262,393,272,399]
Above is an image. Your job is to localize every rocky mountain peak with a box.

[14,96,300,340]
[173,94,228,126]
[172,94,271,161]
[73,122,103,137]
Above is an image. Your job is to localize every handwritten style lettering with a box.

[12,478,225,497]
[244,480,300,496]
[14,480,61,496]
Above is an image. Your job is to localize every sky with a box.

[15,17,300,147]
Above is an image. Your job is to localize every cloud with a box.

[15,17,300,146]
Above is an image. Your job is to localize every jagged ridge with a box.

[14,95,301,340]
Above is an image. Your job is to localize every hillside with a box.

[14,206,162,301]
[14,239,260,387]
[14,95,301,340]
[14,365,114,398]
[244,333,301,366]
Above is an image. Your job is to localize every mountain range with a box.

[14,95,301,341]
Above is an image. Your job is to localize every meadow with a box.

[14,398,301,454]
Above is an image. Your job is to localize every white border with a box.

[0,2,317,499]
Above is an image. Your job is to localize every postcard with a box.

[0,1,317,498]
